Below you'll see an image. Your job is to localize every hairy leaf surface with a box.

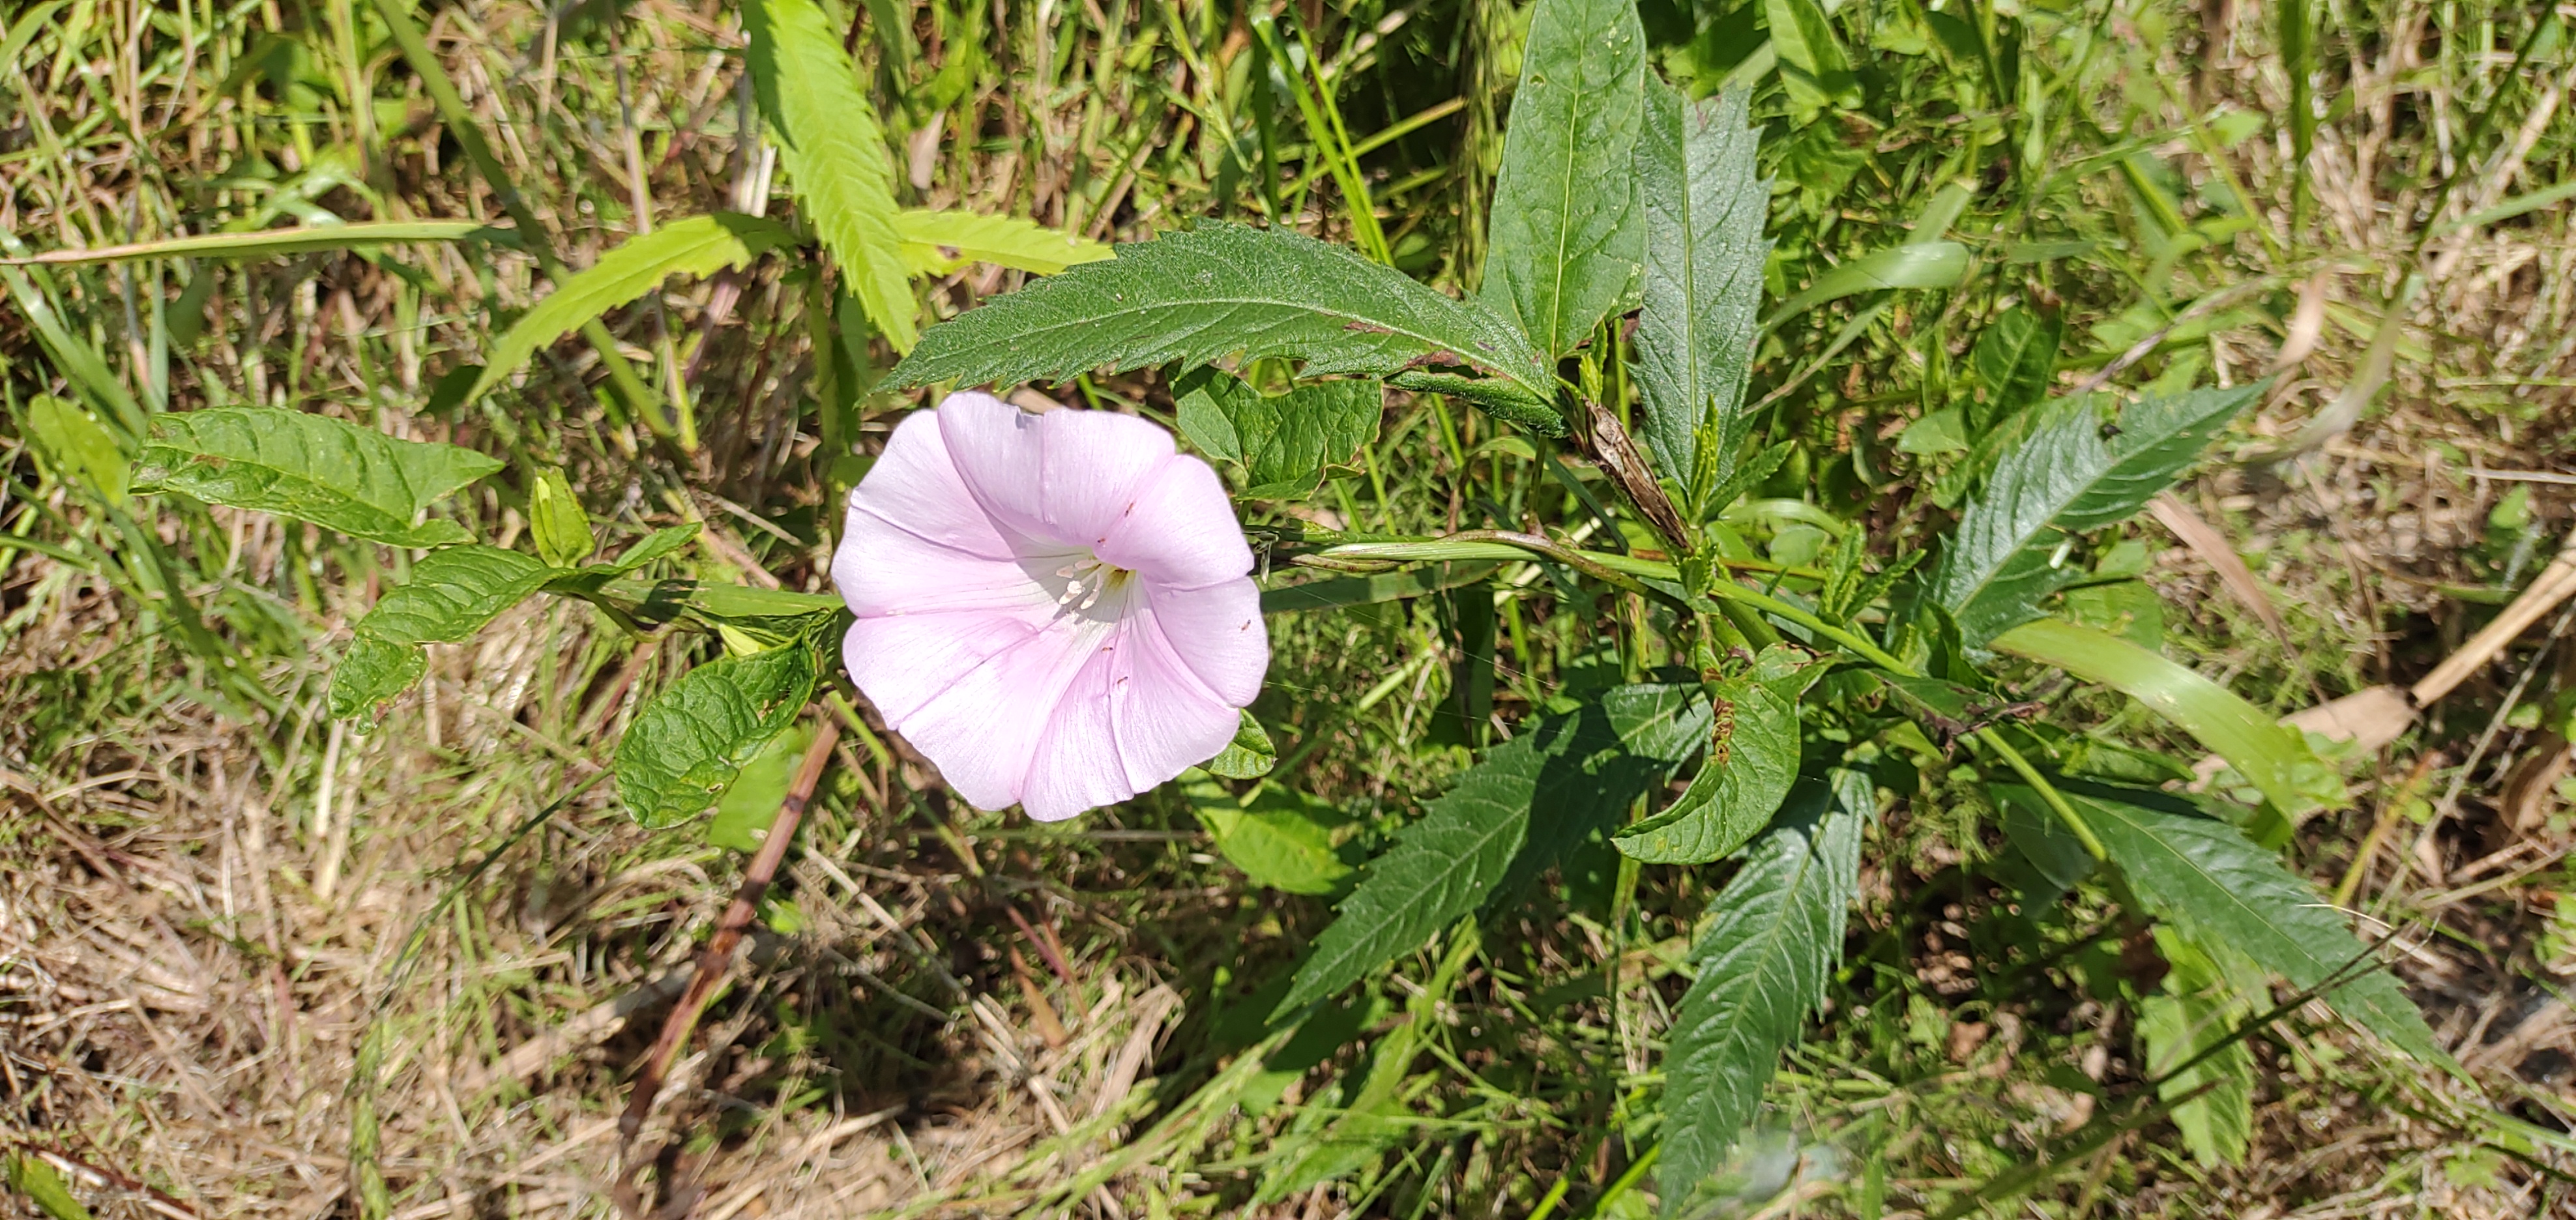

[1932,385,2257,643]
[357,546,555,645]
[2037,782,2450,1070]
[745,0,915,349]
[1481,0,1647,356]
[1661,773,1866,1208]
[467,214,792,407]
[1632,85,1767,496]
[132,408,503,545]
[886,224,1551,409]
[617,645,819,827]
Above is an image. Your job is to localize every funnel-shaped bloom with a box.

[834,392,1268,821]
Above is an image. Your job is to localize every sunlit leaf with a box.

[617,645,819,827]
[131,407,503,545]
[527,467,594,568]
[1481,0,1647,356]
[893,208,1112,276]
[1763,240,1968,330]
[23,394,129,505]
[1614,648,1806,864]
[1187,781,1353,895]
[1173,369,1384,498]
[1632,83,1767,498]
[744,0,916,348]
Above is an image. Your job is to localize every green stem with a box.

[1969,728,2109,863]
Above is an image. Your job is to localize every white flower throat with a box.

[1051,551,1134,614]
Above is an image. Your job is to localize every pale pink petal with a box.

[937,396,1175,547]
[1097,456,1254,589]
[843,399,1024,561]
[1137,579,1268,706]
[1107,616,1244,791]
[843,610,1036,725]
[836,507,1057,620]
[1018,645,1137,821]
[888,617,1115,813]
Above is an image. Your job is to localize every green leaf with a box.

[1991,617,2341,817]
[617,644,819,826]
[707,723,817,852]
[1203,710,1279,779]
[355,545,555,645]
[1173,369,1384,497]
[1480,0,1647,356]
[1763,0,1862,111]
[1969,306,2065,430]
[886,224,1553,413]
[1762,241,1968,330]
[131,407,504,545]
[1187,781,1353,895]
[2043,781,2452,1071]
[527,467,594,568]
[1931,385,2258,643]
[327,633,430,725]
[744,0,916,349]
[2141,929,2256,1168]
[23,394,129,505]
[1632,85,1768,498]
[467,213,794,406]
[5,219,512,265]
[1277,688,1706,1015]
[1613,652,1804,864]
[5,1154,95,1220]
[1660,772,1866,1210]
[894,208,1113,276]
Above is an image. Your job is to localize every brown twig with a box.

[617,714,840,1154]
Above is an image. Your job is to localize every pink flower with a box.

[833,392,1270,822]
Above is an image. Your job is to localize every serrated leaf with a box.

[467,213,795,406]
[1991,616,2341,818]
[1276,688,1706,1015]
[1480,0,1647,357]
[617,645,819,826]
[23,393,129,505]
[894,208,1112,276]
[527,467,593,568]
[744,0,916,349]
[1969,307,2065,430]
[356,545,555,645]
[2037,781,2452,1071]
[1203,710,1278,779]
[886,224,1553,413]
[1187,781,1352,895]
[1175,369,1384,497]
[1632,85,1767,498]
[1763,241,1968,330]
[1932,385,2259,643]
[328,633,429,725]
[1615,660,1802,864]
[130,407,503,545]
[1660,773,1866,1211]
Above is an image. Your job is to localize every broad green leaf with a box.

[1632,85,1768,498]
[617,644,820,827]
[5,220,508,265]
[1661,773,1866,1211]
[1969,307,2065,430]
[549,523,703,590]
[1276,689,1706,1015]
[893,208,1112,275]
[131,407,503,545]
[23,394,128,505]
[2141,929,2256,1167]
[1764,0,1862,111]
[885,224,1554,414]
[1931,385,2258,643]
[355,545,555,645]
[1762,241,1968,330]
[744,0,916,349]
[1614,652,1804,864]
[707,723,817,852]
[1173,369,1384,497]
[1203,710,1278,779]
[1,264,146,438]
[5,1154,94,1220]
[466,214,794,405]
[1991,617,2341,817]
[2043,781,2451,1071]
[328,634,430,725]
[1187,781,1353,895]
[1480,0,1647,356]
[527,467,593,568]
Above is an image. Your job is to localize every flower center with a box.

[1051,551,1134,614]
